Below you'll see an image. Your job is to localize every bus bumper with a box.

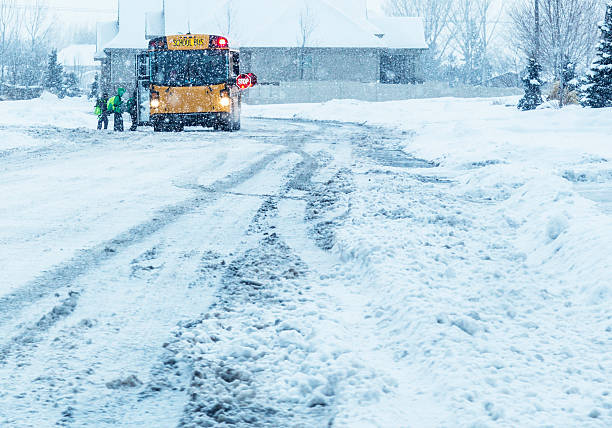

[152,112,230,128]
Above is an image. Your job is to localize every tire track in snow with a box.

[0,125,145,170]
[166,176,337,427]
[0,118,413,426]
[0,118,335,343]
[150,137,379,427]
[161,120,442,427]
[0,148,291,360]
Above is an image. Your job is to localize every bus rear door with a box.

[136,52,151,126]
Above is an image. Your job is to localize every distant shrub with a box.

[548,82,579,105]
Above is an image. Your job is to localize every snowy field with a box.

[0,94,610,427]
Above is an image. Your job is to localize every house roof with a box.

[368,17,428,49]
[106,0,162,49]
[95,21,118,60]
[165,0,386,48]
[95,0,161,58]
[58,45,98,67]
[96,0,427,55]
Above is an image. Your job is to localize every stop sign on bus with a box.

[237,73,257,90]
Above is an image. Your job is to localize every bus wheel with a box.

[220,119,233,132]
[153,123,164,132]
[232,119,241,131]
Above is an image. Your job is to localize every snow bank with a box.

[247,99,612,302]
[247,98,612,161]
[245,97,612,177]
[0,93,95,132]
[246,98,612,425]
[500,174,612,305]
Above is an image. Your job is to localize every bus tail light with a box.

[210,36,229,49]
[149,38,168,50]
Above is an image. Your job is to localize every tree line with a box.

[0,0,95,98]
[0,0,51,89]
[385,0,612,109]
[385,0,504,85]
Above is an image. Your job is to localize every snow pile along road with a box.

[0,92,95,130]
[247,98,612,426]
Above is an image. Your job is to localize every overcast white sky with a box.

[32,0,512,32]
[21,0,388,25]
[21,0,118,24]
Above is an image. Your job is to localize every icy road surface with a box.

[1,105,611,427]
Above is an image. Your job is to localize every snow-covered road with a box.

[0,119,414,427]
[0,97,610,427]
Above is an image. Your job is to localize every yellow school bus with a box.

[136,34,255,132]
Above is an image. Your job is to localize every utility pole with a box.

[535,0,540,59]
[555,0,564,107]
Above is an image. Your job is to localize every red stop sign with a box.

[237,73,257,90]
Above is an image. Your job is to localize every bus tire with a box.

[153,123,164,132]
[232,119,241,131]
[220,119,233,132]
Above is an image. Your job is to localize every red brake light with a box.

[149,38,167,50]
[209,36,229,48]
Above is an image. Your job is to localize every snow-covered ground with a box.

[0,94,610,427]
[247,98,612,425]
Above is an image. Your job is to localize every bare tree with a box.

[297,3,317,80]
[451,0,480,83]
[0,0,55,89]
[477,0,503,81]
[60,23,96,46]
[510,0,603,82]
[23,0,50,46]
[20,1,51,85]
[384,0,454,62]
[450,0,503,84]
[0,0,18,83]
[5,11,25,86]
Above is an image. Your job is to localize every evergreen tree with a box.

[563,59,578,93]
[581,2,612,108]
[44,49,64,95]
[518,57,543,111]
[89,74,99,99]
[63,72,80,98]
